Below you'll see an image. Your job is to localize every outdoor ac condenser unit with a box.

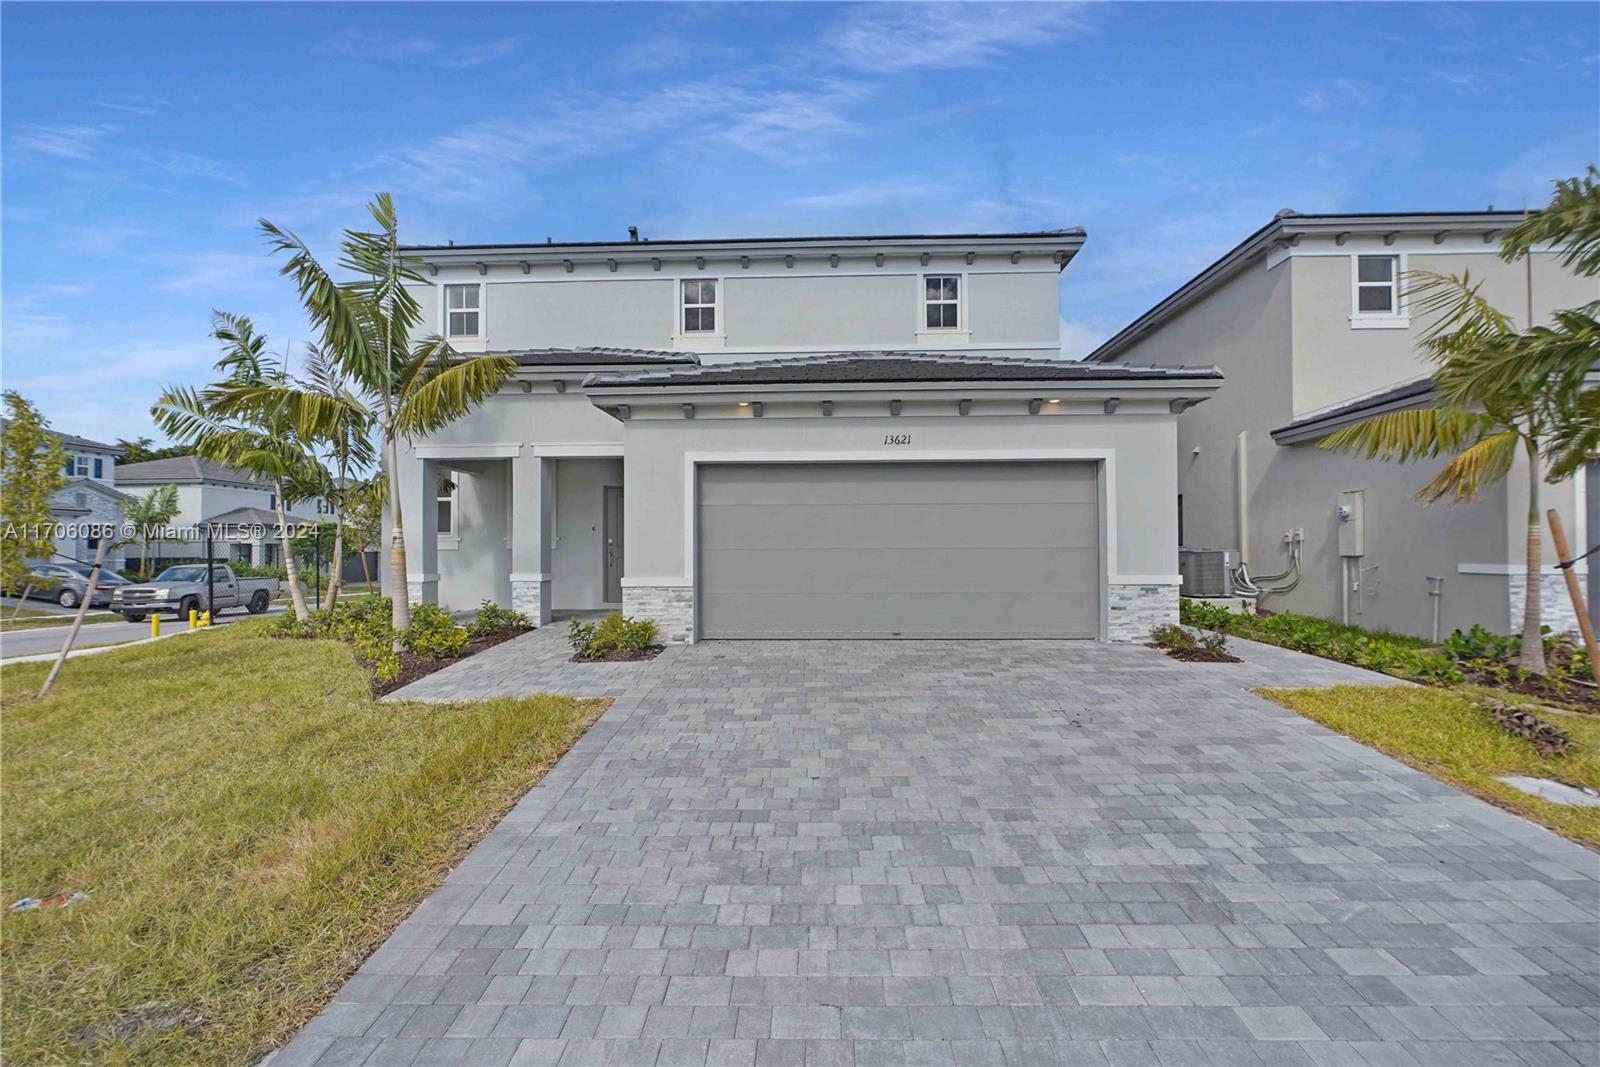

[1178,547,1237,598]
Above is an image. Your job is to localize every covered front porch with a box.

[400,444,624,621]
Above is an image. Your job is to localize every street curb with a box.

[0,625,208,666]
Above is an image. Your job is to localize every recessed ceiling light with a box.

[1046,398,1062,404]
[738,401,750,407]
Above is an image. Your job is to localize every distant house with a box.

[1,419,131,568]
[116,456,321,566]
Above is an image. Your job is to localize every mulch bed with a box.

[1147,643,1242,664]
[373,625,533,697]
[569,646,664,664]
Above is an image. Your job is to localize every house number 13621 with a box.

[883,434,911,446]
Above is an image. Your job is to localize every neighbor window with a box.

[64,455,90,477]
[682,279,717,333]
[924,275,959,329]
[437,476,456,537]
[93,457,103,479]
[1355,256,1399,315]
[445,284,481,337]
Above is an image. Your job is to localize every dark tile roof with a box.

[1271,377,1435,444]
[116,456,265,485]
[495,347,698,367]
[203,505,317,526]
[405,230,1084,253]
[584,352,1222,389]
[0,419,122,454]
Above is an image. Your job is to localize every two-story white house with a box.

[22,425,132,568]
[116,456,320,567]
[1089,210,1597,640]
[387,229,1222,642]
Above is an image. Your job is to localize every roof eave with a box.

[1270,381,1437,444]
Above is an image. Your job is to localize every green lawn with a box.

[1259,684,1600,848]
[1,622,606,1064]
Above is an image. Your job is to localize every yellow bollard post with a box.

[201,610,211,628]
[188,608,197,631]
[151,615,160,638]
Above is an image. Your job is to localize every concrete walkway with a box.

[276,630,1597,1066]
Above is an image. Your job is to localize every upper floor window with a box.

[93,457,103,480]
[437,476,456,537]
[924,275,960,329]
[446,284,481,338]
[682,280,717,333]
[1355,256,1399,315]
[64,455,90,477]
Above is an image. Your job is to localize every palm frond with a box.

[1317,407,1500,463]
[1401,269,1516,357]
[393,346,517,437]
[1417,430,1521,503]
[260,217,385,386]
[1500,165,1600,276]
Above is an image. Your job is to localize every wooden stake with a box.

[38,538,110,698]
[1546,508,1600,685]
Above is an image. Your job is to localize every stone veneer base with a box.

[1508,572,1584,636]
[510,579,550,625]
[1107,583,1179,642]
[624,585,694,643]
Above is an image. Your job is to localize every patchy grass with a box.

[1,621,606,1065]
[1259,684,1600,849]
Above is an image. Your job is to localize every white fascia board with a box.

[583,376,1222,409]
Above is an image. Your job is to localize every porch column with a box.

[403,457,439,605]
[510,451,553,624]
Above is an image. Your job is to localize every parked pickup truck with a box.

[110,564,278,621]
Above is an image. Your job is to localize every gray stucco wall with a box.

[1103,242,1593,639]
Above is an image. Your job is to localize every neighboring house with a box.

[0,420,131,568]
[388,230,1221,642]
[116,456,320,566]
[1089,210,1598,640]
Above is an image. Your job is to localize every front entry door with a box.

[603,486,624,604]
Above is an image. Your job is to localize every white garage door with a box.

[696,461,1100,639]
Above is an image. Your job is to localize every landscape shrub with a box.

[567,612,658,659]
[470,599,530,637]
[1179,598,1462,685]
[267,595,400,676]
[1148,623,1195,649]
[1442,624,1516,665]
[401,603,469,660]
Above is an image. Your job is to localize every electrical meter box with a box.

[1337,490,1365,557]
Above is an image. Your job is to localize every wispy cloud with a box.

[782,180,947,211]
[439,36,524,69]
[95,93,166,116]
[61,225,152,256]
[824,2,1091,72]
[313,29,438,61]
[13,122,115,159]
[1297,78,1379,112]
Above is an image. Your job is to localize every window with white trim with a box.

[924,275,959,329]
[681,279,717,333]
[437,475,456,537]
[64,455,90,477]
[445,284,481,337]
[1355,256,1399,315]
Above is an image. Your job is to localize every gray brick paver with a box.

[287,632,1598,1066]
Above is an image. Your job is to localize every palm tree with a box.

[291,345,374,609]
[152,313,318,621]
[259,194,514,636]
[120,484,180,580]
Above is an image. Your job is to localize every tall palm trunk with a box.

[275,480,311,621]
[385,433,410,645]
[1521,445,1547,674]
[324,515,344,610]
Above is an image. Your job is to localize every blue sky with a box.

[3,1,1595,444]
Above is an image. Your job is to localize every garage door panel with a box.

[697,462,1100,639]
[699,547,1102,595]
[704,592,1097,639]
[698,502,1098,551]
[698,462,1097,506]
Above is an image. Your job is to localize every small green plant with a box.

[1149,623,1196,649]
[1179,598,1237,631]
[567,612,659,660]
[470,599,530,637]
[401,603,469,660]
[1442,624,1516,665]
[1197,629,1231,656]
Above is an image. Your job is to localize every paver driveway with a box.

[277,633,1599,1067]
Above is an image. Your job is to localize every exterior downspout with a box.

[1236,430,1249,566]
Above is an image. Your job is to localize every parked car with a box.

[9,562,129,609]
[110,564,279,621]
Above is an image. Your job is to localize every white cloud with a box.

[94,93,167,116]
[782,180,947,212]
[313,30,437,60]
[1297,78,1379,112]
[1059,317,1115,361]
[13,122,115,160]
[824,3,1091,72]
[439,36,524,69]
[152,251,279,295]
